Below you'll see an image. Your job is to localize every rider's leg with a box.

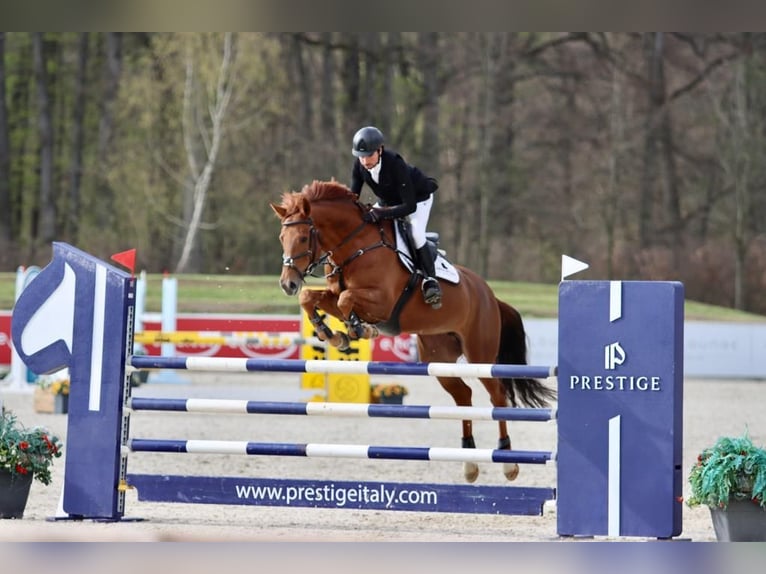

[407,196,442,308]
[415,244,442,307]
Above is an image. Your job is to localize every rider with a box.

[349,125,442,308]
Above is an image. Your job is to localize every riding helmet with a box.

[352,126,384,157]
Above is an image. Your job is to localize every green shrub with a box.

[687,432,766,509]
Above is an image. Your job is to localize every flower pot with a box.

[0,469,34,519]
[709,500,766,541]
[378,395,404,405]
[33,388,69,414]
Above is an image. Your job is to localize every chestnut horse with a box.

[271,180,556,483]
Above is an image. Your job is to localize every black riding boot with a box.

[416,246,442,309]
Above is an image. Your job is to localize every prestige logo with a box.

[604,341,625,370]
[569,340,662,392]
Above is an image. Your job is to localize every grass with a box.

[3,270,764,322]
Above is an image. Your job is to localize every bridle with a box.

[280,207,394,283]
[280,218,323,280]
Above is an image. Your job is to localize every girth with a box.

[373,272,420,336]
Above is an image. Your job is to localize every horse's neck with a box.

[313,204,364,252]
[323,226,378,261]
[314,205,397,270]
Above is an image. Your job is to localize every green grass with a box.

[1,271,763,322]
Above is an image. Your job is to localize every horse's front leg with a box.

[336,289,381,341]
[344,311,380,341]
[298,288,350,350]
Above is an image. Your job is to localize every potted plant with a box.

[34,370,70,414]
[371,383,409,405]
[687,431,766,541]
[0,410,64,518]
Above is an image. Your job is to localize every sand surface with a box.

[1,372,764,543]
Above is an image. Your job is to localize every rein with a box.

[324,221,394,278]
[280,206,395,283]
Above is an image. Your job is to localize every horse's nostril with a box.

[279,279,299,296]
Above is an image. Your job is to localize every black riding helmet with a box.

[352,126,384,157]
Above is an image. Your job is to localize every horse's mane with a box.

[300,180,357,203]
[278,180,358,217]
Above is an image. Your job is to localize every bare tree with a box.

[95,33,122,230]
[175,33,236,273]
[709,40,766,310]
[0,33,11,243]
[32,33,56,245]
[319,32,336,139]
[639,32,682,262]
[66,33,89,242]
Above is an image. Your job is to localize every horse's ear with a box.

[297,195,311,218]
[270,203,287,219]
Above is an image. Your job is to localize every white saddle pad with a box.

[394,226,460,284]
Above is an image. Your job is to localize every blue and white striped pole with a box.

[130,355,557,379]
[128,396,556,422]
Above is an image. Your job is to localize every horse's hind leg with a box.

[437,375,479,483]
[419,334,479,483]
[459,301,520,482]
[480,378,519,481]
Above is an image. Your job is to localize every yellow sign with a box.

[300,309,371,403]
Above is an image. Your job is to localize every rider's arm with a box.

[350,161,364,196]
[371,155,417,220]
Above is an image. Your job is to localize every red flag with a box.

[111,248,136,275]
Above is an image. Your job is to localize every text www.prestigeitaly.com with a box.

[234,483,439,508]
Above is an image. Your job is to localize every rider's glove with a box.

[363,209,382,223]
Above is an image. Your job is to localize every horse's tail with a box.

[496,299,557,408]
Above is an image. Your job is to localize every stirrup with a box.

[421,277,442,309]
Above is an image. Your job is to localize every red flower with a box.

[42,435,58,454]
[15,464,28,474]
[19,440,29,450]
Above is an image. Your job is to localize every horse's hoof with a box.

[463,462,479,483]
[503,462,520,481]
[336,332,350,351]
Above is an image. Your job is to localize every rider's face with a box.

[359,149,381,170]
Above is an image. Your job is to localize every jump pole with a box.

[134,275,371,403]
[11,243,684,537]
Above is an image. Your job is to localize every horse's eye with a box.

[301,236,308,244]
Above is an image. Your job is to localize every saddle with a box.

[393,220,459,284]
[374,221,459,336]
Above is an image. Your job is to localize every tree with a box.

[65,32,89,242]
[95,32,122,231]
[709,36,766,310]
[0,33,11,245]
[175,33,236,273]
[32,33,55,246]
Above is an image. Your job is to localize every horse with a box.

[270,179,556,483]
